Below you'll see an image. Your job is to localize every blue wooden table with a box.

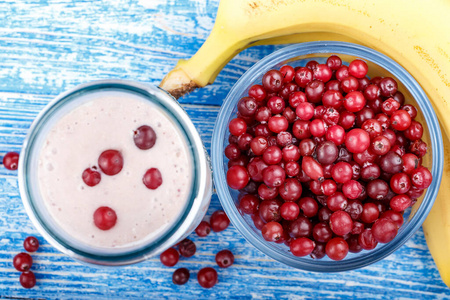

[1,1,449,299]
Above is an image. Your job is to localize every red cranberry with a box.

[228,118,247,136]
[23,237,39,252]
[93,206,117,230]
[391,110,411,131]
[133,125,156,150]
[326,125,345,145]
[372,218,398,243]
[329,211,353,236]
[282,145,300,162]
[160,248,180,266]
[371,135,391,156]
[238,97,258,117]
[402,153,420,175]
[82,167,101,187]
[327,192,348,211]
[339,110,356,130]
[292,120,311,139]
[381,98,401,116]
[390,194,412,212]
[3,152,19,170]
[258,184,278,200]
[262,70,283,92]
[347,235,363,253]
[311,242,327,259]
[340,76,359,93]
[366,177,389,200]
[305,80,325,103]
[296,102,315,120]
[239,194,259,215]
[360,164,381,181]
[379,77,398,97]
[390,173,411,194]
[172,268,190,285]
[313,64,332,82]
[321,179,337,196]
[259,199,282,223]
[322,90,343,108]
[336,66,349,81]
[331,162,352,183]
[227,165,250,189]
[20,271,36,289]
[359,228,378,250]
[409,139,428,158]
[263,165,285,188]
[313,222,333,243]
[294,67,313,88]
[255,106,271,123]
[285,161,300,177]
[393,91,405,106]
[360,203,380,223]
[364,84,381,101]
[290,237,315,257]
[278,178,302,201]
[195,221,212,237]
[98,150,123,176]
[13,252,33,272]
[310,119,327,137]
[349,59,368,78]
[252,214,265,230]
[403,104,418,119]
[361,119,382,139]
[248,84,266,102]
[356,107,375,127]
[225,144,241,160]
[345,129,370,153]
[237,133,253,150]
[262,221,284,242]
[380,210,404,228]
[210,210,230,232]
[247,157,268,182]
[316,141,338,165]
[280,65,295,82]
[302,156,324,182]
[268,115,289,133]
[326,55,342,70]
[197,267,218,288]
[280,202,300,221]
[143,168,163,190]
[298,197,319,218]
[379,151,403,174]
[325,237,349,261]
[215,249,234,268]
[344,199,363,220]
[411,167,432,189]
[179,239,196,257]
[289,216,313,238]
[404,120,423,141]
[289,91,307,107]
[344,91,366,112]
[267,96,285,114]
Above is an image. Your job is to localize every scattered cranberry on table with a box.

[160,248,180,267]
[23,236,39,253]
[172,268,190,285]
[215,250,234,268]
[178,239,196,258]
[20,271,36,289]
[197,267,218,289]
[195,221,211,237]
[225,55,432,260]
[210,210,230,232]
[3,151,19,170]
[13,252,33,272]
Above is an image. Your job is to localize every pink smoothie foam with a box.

[37,91,193,249]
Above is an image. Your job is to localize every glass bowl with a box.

[19,80,212,266]
[211,41,443,272]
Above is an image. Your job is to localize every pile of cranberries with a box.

[13,236,40,289]
[159,210,233,288]
[82,125,162,231]
[225,55,432,260]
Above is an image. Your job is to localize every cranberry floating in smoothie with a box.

[37,91,193,249]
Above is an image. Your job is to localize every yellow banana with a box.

[159,0,450,137]
[423,129,450,288]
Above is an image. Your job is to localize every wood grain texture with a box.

[0,0,449,299]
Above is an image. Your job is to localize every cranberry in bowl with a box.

[19,80,212,266]
[211,42,443,272]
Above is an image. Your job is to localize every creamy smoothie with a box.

[37,91,193,249]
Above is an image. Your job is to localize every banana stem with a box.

[159,28,243,99]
